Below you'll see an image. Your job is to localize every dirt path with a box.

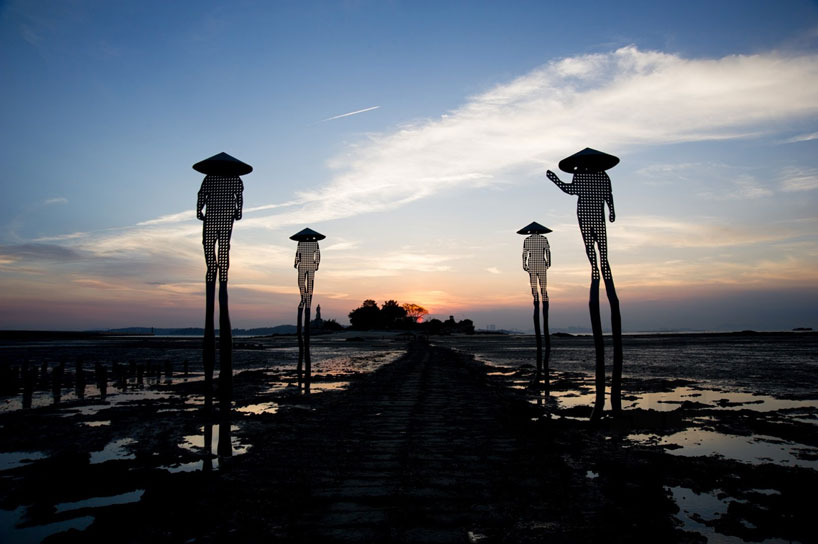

[62,338,681,543]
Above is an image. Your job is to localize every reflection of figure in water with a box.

[193,152,252,437]
[291,228,325,393]
[547,168,614,280]
[547,147,623,420]
[518,222,553,389]
[197,174,243,282]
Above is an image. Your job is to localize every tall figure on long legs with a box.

[518,221,552,391]
[195,152,250,457]
[290,227,324,393]
[547,148,623,421]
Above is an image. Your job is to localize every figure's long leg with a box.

[217,228,232,282]
[204,229,217,283]
[605,276,623,415]
[589,278,605,422]
[529,272,539,302]
[597,224,611,280]
[581,225,600,280]
[203,280,216,416]
[542,293,551,395]
[532,297,542,387]
[304,304,311,394]
[296,305,304,390]
[218,279,233,457]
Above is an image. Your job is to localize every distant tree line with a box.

[348,300,474,334]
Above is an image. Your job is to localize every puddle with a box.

[630,430,818,470]
[90,438,136,464]
[55,489,144,513]
[82,420,111,427]
[0,506,93,544]
[0,451,47,471]
[308,381,349,393]
[236,402,279,415]
[165,424,249,472]
[626,387,818,413]
[667,486,744,543]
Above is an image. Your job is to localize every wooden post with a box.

[543,299,551,394]
[203,280,216,416]
[218,280,233,459]
[304,306,312,394]
[532,299,543,386]
[589,278,605,421]
[605,277,623,415]
[296,305,304,390]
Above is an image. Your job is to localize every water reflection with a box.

[90,438,136,464]
[630,430,817,469]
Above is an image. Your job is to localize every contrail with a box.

[321,105,380,122]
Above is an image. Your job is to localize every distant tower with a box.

[315,304,322,321]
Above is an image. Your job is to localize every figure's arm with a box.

[196,184,206,221]
[547,170,574,195]
[605,175,615,222]
[234,180,244,220]
[546,243,551,269]
[314,246,320,271]
[294,248,300,269]
[522,248,529,271]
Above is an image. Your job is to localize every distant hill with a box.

[105,325,297,336]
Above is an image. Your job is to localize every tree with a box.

[348,299,381,330]
[380,300,408,329]
[402,303,429,323]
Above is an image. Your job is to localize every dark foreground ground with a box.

[2,334,817,543]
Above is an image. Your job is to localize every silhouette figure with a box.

[194,152,252,419]
[291,227,325,393]
[547,148,623,420]
[519,222,552,390]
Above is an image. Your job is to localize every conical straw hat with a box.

[290,227,326,241]
[517,221,552,235]
[558,147,619,173]
[193,152,253,176]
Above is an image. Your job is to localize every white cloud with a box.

[486,267,501,274]
[44,197,68,205]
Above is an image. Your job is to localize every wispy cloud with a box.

[44,197,68,205]
[321,105,380,122]
[780,131,818,144]
[780,167,818,192]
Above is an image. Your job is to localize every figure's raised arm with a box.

[547,170,575,195]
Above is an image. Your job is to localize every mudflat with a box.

[1,334,817,543]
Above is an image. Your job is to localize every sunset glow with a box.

[1,1,817,332]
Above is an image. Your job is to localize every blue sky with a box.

[1,0,817,331]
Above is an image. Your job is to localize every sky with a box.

[1,0,817,332]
